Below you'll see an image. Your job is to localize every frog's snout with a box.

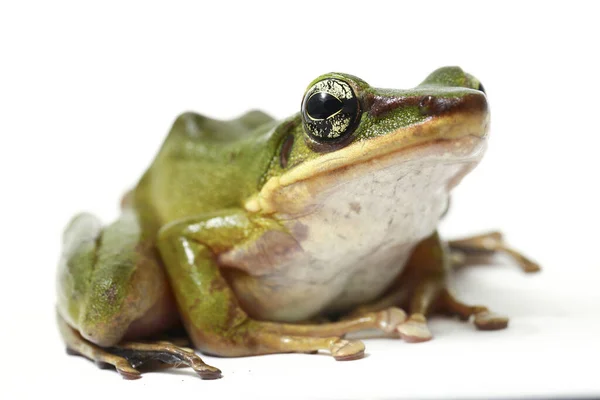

[367,89,489,141]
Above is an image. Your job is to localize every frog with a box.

[56,67,540,380]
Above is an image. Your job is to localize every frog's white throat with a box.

[228,136,486,322]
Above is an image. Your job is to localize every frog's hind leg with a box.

[56,211,220,379]
[448,231,541,273]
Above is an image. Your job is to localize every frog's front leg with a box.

[158,209,408,360]
[349,231,510,342]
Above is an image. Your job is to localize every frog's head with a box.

[248,67,489,216]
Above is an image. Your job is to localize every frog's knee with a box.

[61,213,103,254]
[57,213,105,341]
[57,212,177,347]
[57,213,103,320]
[77,244,177,347]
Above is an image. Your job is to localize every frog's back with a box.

[133,110,278,233]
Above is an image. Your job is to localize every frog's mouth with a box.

[247,94,489,214]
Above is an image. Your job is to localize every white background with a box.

[1,1,599,399]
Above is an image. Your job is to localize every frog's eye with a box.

[301,78,360,145]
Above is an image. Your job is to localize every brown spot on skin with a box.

[291,222,309,241]
[349,202,361,214]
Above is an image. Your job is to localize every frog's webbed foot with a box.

[59,314,221,380]
[448,231,541,273]
[397,285,509,342]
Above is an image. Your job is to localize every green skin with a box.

[57,67,493,361]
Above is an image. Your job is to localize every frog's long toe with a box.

[330,339,365,361]
[114,359,143,380]
[473,311,509,330]
[190,359,222,379]
[65,344,143,379]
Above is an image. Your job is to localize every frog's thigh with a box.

[157,210,371,360]
[57,210,178,347]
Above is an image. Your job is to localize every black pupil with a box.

[306,92,343,120]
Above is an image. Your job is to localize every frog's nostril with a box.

[419,96,435,115]
[478,82,486,94]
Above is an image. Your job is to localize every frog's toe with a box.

[436,289,509,331]
[114,360,142,380]
[65,343,142,379]
[375,307,408,334]
[396,314,433,343]
[194,364,222,380]
[330,339,365,361]
[190,359,222,379]
[473,311,509,330]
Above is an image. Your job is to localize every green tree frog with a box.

[56,67,539,379]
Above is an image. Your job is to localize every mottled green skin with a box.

[57,67,484,353]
